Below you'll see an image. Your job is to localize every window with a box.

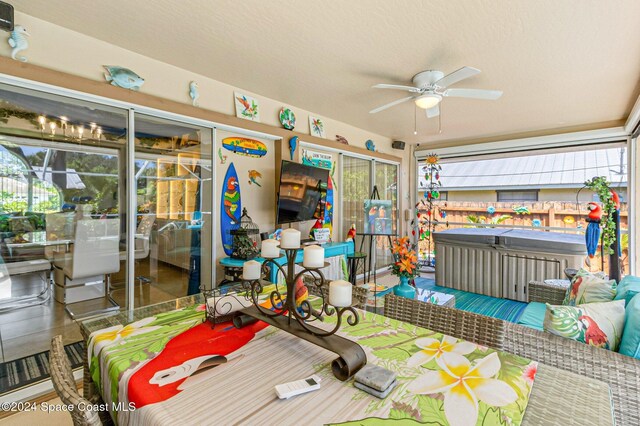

[497,190,538,202]
[439,191,448,201]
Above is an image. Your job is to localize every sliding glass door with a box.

[129,114,213,306]
[341,155,399,278]
[374,161,399,267]
[0,83,128,358]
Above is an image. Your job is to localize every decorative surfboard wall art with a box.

[220,163,241,256]
[222,137,268,158]
[323,176,334,233]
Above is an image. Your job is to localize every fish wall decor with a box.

[103,66,145,90]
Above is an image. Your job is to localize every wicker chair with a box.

[303,276,369,309]
[384,294,640,426]
[49,335,102,426]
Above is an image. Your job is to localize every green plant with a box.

[585,176,617,255]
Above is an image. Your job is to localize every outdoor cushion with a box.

[625,290,639,306]
[517,302,546,331]
[614,275,640,302]
[544,299,626,351]
[562,269,616,306]
[619,293,640,358]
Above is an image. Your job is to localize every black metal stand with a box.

[358,186,397,310]
[238,248,367,381]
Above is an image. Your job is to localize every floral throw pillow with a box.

[544,299,626,351]
[562,269,616,306]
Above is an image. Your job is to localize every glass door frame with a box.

[0,73,280,312]
[340,152,400,276]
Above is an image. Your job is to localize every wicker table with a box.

[78,295,614,425]
[415,288,456,308]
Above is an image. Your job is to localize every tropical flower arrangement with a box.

[390,236,419,278]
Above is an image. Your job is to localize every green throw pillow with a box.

[544,299,626,351]
[619,293,640,358]
[562,268,616,306]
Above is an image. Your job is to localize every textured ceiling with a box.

[10,0,640,144]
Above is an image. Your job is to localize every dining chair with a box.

[52,218,120,305]
[49,335,102,426]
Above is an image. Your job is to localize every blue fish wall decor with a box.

[365,139,376,151]
[103,66,145,90]
[8,25,29,62]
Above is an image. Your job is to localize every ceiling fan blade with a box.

[369,96,415,114]
[434,66,481,88]
[426,104,440,118]
[372,83,421,93]
[443,88,503,100]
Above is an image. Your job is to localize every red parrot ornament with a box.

[346,223,356,242]
[309,218,323,240]
[585,202,602,258]
[579,315,609,349]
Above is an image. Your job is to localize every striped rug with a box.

[414,278,527,323]
[0,341,84,395]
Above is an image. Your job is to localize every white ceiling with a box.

[11,0,640,144]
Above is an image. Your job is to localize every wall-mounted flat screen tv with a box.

[276,160,329,224]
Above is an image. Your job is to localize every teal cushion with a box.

[517,302,546,331]
[615,275,640,302]
[619,293,640,358]
[625,290,639,307]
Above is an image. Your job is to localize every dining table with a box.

[78,294,615,426]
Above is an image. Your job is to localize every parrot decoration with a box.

[309,218,323,239]
[346,224,356,242]
[223,176,240,224]
[188,81,199,106]
[218,147,227,164]
[487,206,496,215]
[367,206,378,234]
[294,277,309,314]
[289,136,298,160]
[579,315,609,349]
[127,320,269,408]
[235,95,258,119]
[248,170,262,187]
[585,202,602,258]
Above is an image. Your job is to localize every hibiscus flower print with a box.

[408,352,518,426]
[522,362,537,384]
[406,335,476,367]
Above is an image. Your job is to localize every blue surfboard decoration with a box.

[220,163,241,256]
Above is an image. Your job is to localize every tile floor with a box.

[0,258,190,362]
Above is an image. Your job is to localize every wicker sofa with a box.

[385,290,640,426]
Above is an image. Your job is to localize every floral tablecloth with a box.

[87,302,536,426]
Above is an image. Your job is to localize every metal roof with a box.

[418,147,628,191]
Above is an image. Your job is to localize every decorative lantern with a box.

[230,207,260,260]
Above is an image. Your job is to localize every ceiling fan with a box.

[369,66,503,118]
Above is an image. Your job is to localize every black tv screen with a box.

[276,161,329,224]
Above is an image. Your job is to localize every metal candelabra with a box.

[204,247,367,381]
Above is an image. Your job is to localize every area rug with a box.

[414,277,527,323]
[0,341,84,395]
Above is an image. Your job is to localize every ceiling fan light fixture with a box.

[414,93,442,109]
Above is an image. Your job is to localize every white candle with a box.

[243,260,262,280]
[329,280,352,307]
[261,239,280,258]
[303,244,325,268]
[280,228,301,249]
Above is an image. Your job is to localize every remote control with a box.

[275,375,322,399]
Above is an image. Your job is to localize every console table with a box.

[219,241,354,283]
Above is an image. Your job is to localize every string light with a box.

[49,121,57,136]
[77,125,84,139]
[38,115,46,129]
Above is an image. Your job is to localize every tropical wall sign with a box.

[222,137,268,158]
